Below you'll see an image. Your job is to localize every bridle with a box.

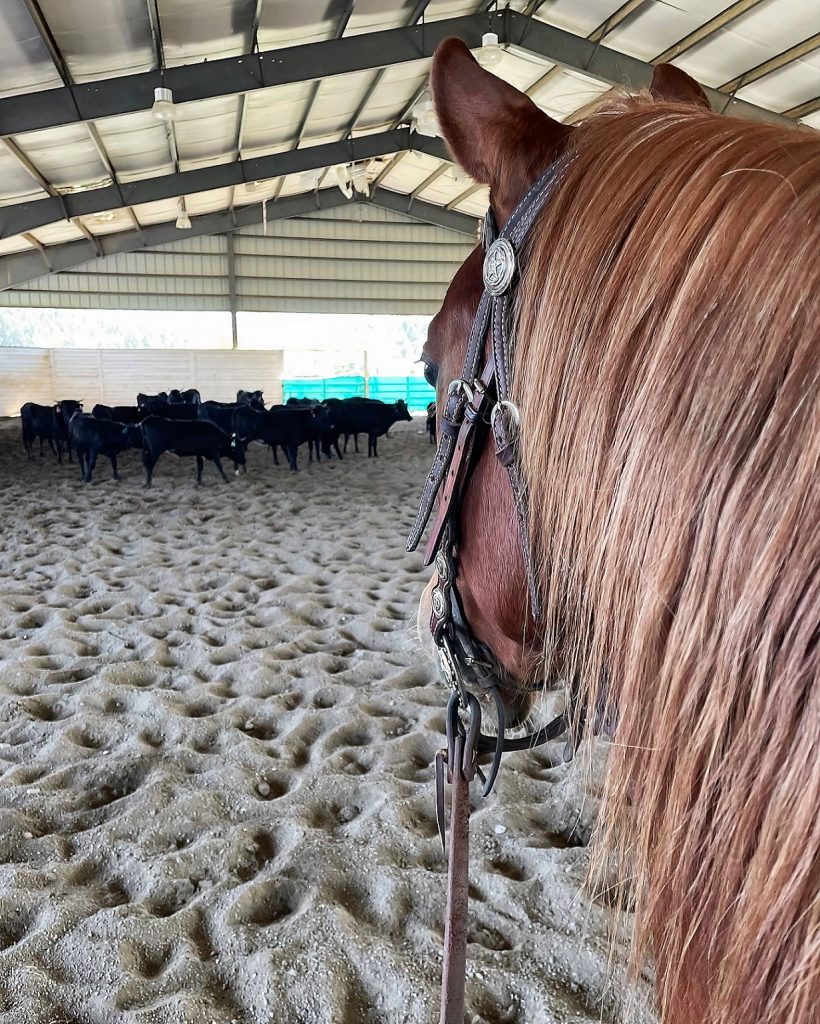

[406,154,576,1023]
[406,152,577,784]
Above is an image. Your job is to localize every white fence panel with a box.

[0,347,284,415]
[0,349,51,415]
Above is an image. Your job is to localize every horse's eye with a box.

[422,358,438,388]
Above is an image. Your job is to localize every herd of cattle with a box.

[19,388,421,486]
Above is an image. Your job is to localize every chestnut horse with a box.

[420,39,819,1024]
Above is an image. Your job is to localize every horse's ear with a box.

[431,38,571,224]
[650,64,710,110]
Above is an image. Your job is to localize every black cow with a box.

[92,404,143,424]
[286,397,319,407]
[141,417,247,488]
[21,402,64,461]
[426,401,436,444]
[137,392,168,411]
[168,388,201,404]
[233,405,329,471]
[70,414,142,483]
[55,399,83,461]
[324,398,411,457]
[198,401,242,433]
[141,401,197,421]
[237,389,265,410]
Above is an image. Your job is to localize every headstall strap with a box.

[407,155,577,1024]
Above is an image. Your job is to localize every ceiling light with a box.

[152,86,177,122]
[175,212,191,229]
[411,95,440,138]
[477,32,503,69]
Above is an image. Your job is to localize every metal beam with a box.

[719,32,820,95]
[226,231,238,348]
[0,129,447,240]
[21,231,51,271]
[0,10,794,142]
[783,95,820,120]
[71,217,102,257]
[588,0,652,44]
[507,12,793,126]
[0,13,494,138]
[0,190,476,292]
[653,0,768,64]
[290,2,358,154]
[372,151,407,191]
[1,138,56,196]
[371,189,478,236]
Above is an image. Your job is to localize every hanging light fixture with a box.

[152,86,177,121]
[477,32,503,69]
[175,210,191,230]
[411,93,440,138]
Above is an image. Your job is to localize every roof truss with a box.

[0,9,795,142]
[0,190,477,293]
[0,130,448,240]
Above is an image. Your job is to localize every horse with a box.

[417,39,819,1024]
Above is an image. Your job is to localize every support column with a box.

[226,231,238,349]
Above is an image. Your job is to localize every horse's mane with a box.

[513,99,820,1024]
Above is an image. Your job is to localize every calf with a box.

[92,404,143,424]
[141,417,246,488]
[21,402,64,462]
[70,414,142,483]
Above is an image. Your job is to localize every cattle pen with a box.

[0,3,817,1024]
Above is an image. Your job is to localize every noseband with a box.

[407,155,576,795]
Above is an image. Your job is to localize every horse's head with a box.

[419,40,709,718]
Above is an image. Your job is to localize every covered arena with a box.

[0,2,817,1022]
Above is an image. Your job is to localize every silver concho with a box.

[483,238,516,296]
[434,551,448,579]
[431,588,446,619]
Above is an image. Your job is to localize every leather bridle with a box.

[407,153,576,786]
[406,155,575,1023]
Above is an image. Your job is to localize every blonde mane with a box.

[513,100,820,1024]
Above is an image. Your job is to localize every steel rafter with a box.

[0,190,477,292]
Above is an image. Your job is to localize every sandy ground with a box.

[0,418,655,1024]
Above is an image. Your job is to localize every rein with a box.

[406,156,573,1023]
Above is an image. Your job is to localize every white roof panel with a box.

[0,0,814,289]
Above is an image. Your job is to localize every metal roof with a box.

[0,0,817,293]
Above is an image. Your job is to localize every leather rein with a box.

[406,156,573,1024]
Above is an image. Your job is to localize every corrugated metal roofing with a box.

[0,203,473,313]
[0,0,815,309]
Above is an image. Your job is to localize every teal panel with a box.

[283,376,434,411]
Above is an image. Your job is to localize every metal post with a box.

[226,232,238,349]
